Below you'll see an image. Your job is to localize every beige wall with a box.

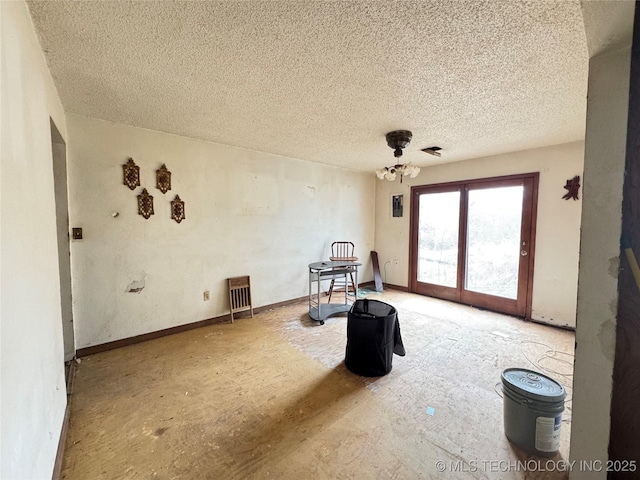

[1,1,68,478]
[374,141,584,328]
[66,115,376,349]
[569,45,631,478]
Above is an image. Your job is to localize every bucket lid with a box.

[501,368,566,403]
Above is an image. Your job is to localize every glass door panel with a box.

[410,173,537,318]
[465,186,523,299]
[417,191,460,287]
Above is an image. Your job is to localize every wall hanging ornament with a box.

[562,175,581,200]
[156,163,172,194]
[123,158,141,190]
[171,194,186,223]
[137,188,154,219]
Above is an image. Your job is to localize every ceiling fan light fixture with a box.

[376,162,419,182]
[377,130,420,183]
[403,163,420,178]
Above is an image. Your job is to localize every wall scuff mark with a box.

[608,256,620,277]
[598,318,616,361]
[306,185,316,199]
[126,272,146,293]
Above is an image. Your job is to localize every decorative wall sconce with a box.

[171,195,185,223]
[375,130,421,183]
[123,158,140,190]
[562,175,581,200]
[156,164,172,194]
[137,188,154,219]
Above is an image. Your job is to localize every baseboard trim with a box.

[53,360,76,480]
[383,283,409,292]
[75,284,381,358]
[76,295,308,357]
[253,295,308,314]
[528,317,576,332]
[52,404,70,480]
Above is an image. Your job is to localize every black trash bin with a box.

[345,299,406,376]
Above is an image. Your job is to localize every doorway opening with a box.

[409,173,539,318]
[50,119,74,369]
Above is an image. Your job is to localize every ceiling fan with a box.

[375,130,420,182]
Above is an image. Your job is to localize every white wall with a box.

[374,141,584,328]
[66,115,375,349]
[1,1,68,479]
[569,45,631,479]
[52,136,75,361]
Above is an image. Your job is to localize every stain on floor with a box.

[62,290,574,479]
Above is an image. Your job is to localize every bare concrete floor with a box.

[62,290,574,479]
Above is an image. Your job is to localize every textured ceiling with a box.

[28,0,589,172]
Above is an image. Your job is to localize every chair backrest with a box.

[330,241,357,261]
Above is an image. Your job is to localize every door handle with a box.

[521,250,528,256]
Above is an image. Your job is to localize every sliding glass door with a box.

[410,174,538,318]
[415,188,461,301]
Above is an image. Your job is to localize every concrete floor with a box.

[62,290,574,479]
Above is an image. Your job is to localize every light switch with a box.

[72,228,83,240]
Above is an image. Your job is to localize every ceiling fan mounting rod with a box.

[385,130,413,158]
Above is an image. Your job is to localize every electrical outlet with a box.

[203,291,210,301]
[393,258,399,265]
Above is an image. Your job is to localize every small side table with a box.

[308,260,361,325]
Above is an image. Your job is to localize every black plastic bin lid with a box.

[350,299,397,317]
